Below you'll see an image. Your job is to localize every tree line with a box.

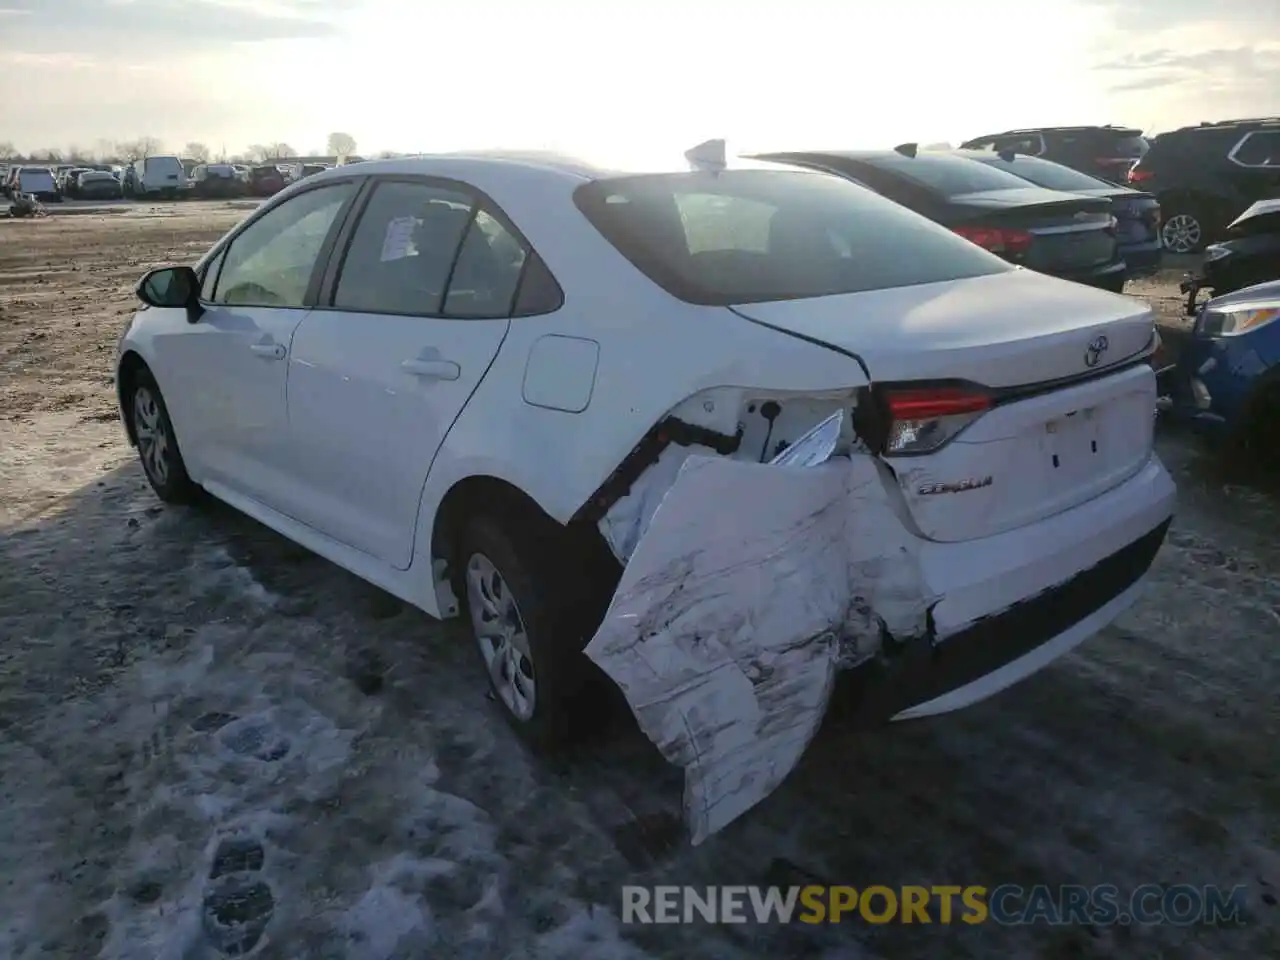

[0,132,371,165]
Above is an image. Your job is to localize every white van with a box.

[14,166,59,201]
[130,155,187,199]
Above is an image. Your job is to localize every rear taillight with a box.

[1128,167,1153,184]
[879,386,992,455]
[952,225,1034,256]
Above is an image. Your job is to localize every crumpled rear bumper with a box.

[583,414,1175,844]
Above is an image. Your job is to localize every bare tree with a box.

[0,141,15,160]
[115,136,165,161]
[327,131,357,158]
[66,144,91,163]
[31,148,65,163]
[184,142,211,162]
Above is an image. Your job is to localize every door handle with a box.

[401,358,461,381]
[249,342,286,360]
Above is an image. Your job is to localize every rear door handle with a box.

[401,358,461,381]
[249,342,286,360]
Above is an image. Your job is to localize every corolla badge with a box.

[1084,334,1110,368]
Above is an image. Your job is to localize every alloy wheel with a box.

[132,386,171,486]
[1161,213,1202,254]
[466,552,537,721]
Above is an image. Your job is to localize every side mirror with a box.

[136,265,203,321]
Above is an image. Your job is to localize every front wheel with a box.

[459,515,597,748]
[129,370,201,503]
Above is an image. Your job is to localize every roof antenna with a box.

[893,142,918,158]
[685,138,727,173]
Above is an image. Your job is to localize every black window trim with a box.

[1227,129,1280,169]
[312,173,565,321]
[195,176,366,310]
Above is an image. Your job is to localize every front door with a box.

[152,180,360,509]
[286,178,528,567]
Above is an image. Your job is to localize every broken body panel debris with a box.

[584,413,938,844]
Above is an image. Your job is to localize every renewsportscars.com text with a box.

[621,884,1248,926]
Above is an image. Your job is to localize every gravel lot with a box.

[1,202,1277,959]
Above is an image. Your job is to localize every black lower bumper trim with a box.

[832,516,1173,726]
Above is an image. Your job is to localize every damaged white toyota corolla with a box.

[116,147,1176,845]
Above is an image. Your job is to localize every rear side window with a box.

[1231,131,1280,167]
[1104,134,1149,158]
[334,181,474,315]
[573,169,1011,306]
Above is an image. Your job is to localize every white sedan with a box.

[116,147,1176,844]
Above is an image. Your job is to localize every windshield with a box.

[970,154,1109,192]
[862,153,1036,196]
[573,169,1011,306]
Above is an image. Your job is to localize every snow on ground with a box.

[1,205,1278,959]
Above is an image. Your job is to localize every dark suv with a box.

[960,125,1148,184]
[1126,118,1280,254]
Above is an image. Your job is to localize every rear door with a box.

[284,177,521,567]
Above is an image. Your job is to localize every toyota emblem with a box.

[1085,334,1110,368]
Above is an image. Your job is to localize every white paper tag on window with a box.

[380,216,417,262]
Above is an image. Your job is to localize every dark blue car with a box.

[962,150,1163,279]
[1165,279,1280,461]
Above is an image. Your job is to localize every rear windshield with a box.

[1103,133,1148,158]
[861,153,1036,196]
[573,169,1011,306]
[971,155,1108,192]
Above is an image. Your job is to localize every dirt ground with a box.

[1,204,1277,959]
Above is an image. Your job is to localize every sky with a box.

[0,0,1277,166]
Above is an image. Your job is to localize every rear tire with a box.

[458,514,603,750]
[128,369,201,504]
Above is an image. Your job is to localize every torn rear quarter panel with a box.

[583,414,937,844]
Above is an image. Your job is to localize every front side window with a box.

[574,169,1011,306]
[212,182,357,308]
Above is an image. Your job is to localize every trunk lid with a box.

[729,270,1158,541]
[1227,199,1280,233]
[1072,188,1160,244]
[953,188,1117,274]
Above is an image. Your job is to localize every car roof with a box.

[970,125,1143,137]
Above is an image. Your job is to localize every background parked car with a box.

[960,149,1162,279]
[961,125,1149,183]
[8,165,61,202]
[1180,200,1280,311]
[75,170,124,201]
[1167,279,1280,467]
[189,163,247,198]
[58,166,92,197]
[246,164,286,196]
[126,155,187,199]
[1126,118,1280,254]
[754,146,1127,290]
